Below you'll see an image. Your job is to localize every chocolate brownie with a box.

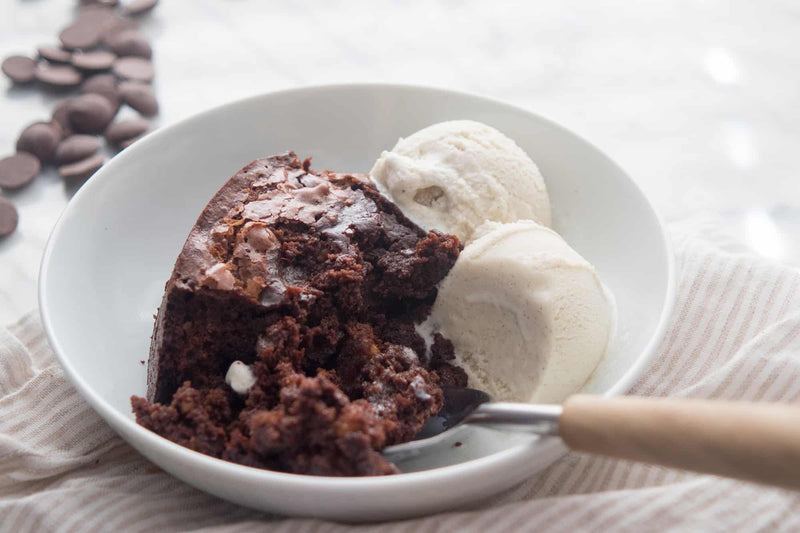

[131,152,466,476]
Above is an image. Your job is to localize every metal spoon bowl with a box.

[383,387,562,462]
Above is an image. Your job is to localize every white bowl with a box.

[39,84,675,522]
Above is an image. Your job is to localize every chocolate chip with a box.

[2,56,36,84]
[35,63,82,89]
[16,122,63,164]
[52,99,77,133]
[81,0,119,6]
[75,5,118,28]
[105,118,148,147]
[105,30,152,59]
[38,46,73,64]
[80,73,119,108]
[69,94,117,134]
[0,153,41,190]
[58,153,104,179]
[55,135,102,165]
[0,198,19,237]
[72,51,117,72]
[59,21,103,51]
[99,18,139,43]
[112,57,153,82]
[118,81,158,116]
[125,0,159,16]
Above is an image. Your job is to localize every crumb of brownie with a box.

[132,152,466,476]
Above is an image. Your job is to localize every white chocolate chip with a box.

[225,360,256,395]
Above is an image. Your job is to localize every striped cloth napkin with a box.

[2,222,800,532]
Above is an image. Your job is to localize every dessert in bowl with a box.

[39,84,674,520]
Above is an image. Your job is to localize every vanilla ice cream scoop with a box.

[370,120,550,243]
[425,220,613,404]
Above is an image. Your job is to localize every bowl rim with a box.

[38,82,677,489]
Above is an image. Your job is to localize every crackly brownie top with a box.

[174,151,450,309]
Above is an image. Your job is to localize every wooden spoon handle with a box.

[560,395,800,490]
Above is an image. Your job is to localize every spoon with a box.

[383,387,800,490]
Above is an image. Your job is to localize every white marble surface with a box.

[1,0,799,325]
